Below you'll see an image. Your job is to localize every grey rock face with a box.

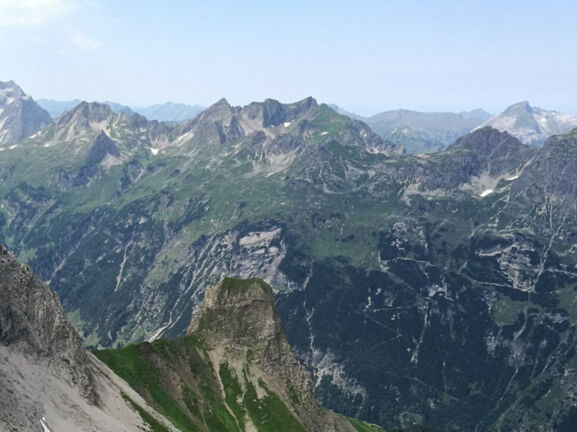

[0,244,181,431]
[241,97,318,128]
[0,244,95,402]
[511,128,577,206]
[0,81,52,146]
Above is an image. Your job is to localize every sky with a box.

[0,0,576,116]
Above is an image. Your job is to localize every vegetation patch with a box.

[243,379,306,432]
[121,393,171,432]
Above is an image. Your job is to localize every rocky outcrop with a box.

[188,277,357,432]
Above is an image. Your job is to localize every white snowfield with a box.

[480,188,494,197]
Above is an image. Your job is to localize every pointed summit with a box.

[56,101,114,127]
[204,97,233,114]
[178,97,242,144]
[0,80,24,97]
[503,101,533,115]
[0,80,52,145]
[478,102,577,146]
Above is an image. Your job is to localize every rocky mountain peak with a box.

[0,80,25,98]
[407,127,537,191]
[478,102,577,146]
[241,97,319,128]
[503,100,533,115]
[0,80,52,146]
[202,97,234,116]
[56,101,115,126]
[185,277,357,432]
[178,97,242,144]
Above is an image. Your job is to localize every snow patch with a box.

[40,417,52,432]
[364,296,372,311]
[8,144,18,150]
[283,121,291,127]
[239,228,281,248]
[150,148,159,155]
[480,188,494,197]
[320,131,329,135]
[505,175,520,181]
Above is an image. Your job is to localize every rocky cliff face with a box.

[0,244,94,400]
[0,244,179,431]
[189,277,358,432]
[0,81,52,146]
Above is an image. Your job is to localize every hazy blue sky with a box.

[0,0,575,115]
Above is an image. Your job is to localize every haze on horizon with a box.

[0,0,575,116]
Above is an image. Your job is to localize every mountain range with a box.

[38,98,205,122]
[362,108,491,154]
[2,80,577,430]
[333,102,577,153]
